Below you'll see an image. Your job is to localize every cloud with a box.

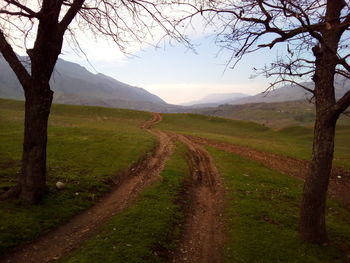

[62,36,128,63]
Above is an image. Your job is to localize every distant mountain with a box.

[227,79,349,105]
[191,79,350,128]
[0,56,186,112]
[182,92,250,107]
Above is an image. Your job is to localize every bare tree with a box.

[0,0,185,205]
[180,0,350,243]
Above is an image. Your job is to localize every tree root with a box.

[0,184,21,201]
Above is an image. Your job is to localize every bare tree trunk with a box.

[18,86,53,204]
[300,109,337,243]
[299,0,345,241]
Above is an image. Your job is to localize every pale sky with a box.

[61,34,278,105]
[3,1,284,105]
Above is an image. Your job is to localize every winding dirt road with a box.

[1,113,172,263]
[2,112,349,263]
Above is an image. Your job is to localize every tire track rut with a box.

[170,133,225,263]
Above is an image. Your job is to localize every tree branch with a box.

[0,29,31,89]
[258,23,323,49]
[268,79,314,94]
[337,57,350,72]
[0,10,35,18]
[59,0,85,34]
[3,0,38,17]
[334,89,350,115]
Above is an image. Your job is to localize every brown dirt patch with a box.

[186,135,350,210]
[170,133,226,263]
[1,113,172,263]
[141,112,162,129]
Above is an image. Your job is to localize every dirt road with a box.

[170,133,225,263]
[1,113,172,263]
[2,112,349,263]
[186,135,350,209]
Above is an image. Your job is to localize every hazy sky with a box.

[61,34,280,104]
[4,0,284,105]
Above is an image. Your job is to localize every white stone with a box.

[55,181,65,190]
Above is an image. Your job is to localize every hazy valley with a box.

[1,56,349,129]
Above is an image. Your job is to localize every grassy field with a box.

[209,147,350,263]
[62,143,190,263]
[0,99,156,256]
[194,100,350,128]
[1,98,349,262]
[156,113,350,169]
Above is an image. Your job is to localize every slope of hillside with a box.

[52,59,165,104]
[0,56,184,112]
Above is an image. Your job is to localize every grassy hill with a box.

[193,100,350,128]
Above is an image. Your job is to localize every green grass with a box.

[0,99,156,256]
[62,143,190,263]
[1,98,349,261]
[208,147,350,263]
[156,113,350,169]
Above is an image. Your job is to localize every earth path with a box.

[185,135,350,209]
[1,113,172,263]
[169,132,225,263]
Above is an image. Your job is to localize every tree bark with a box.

[18,86,53,204]
[299,0,346,244]
[300,111,337,243]
[0,0,78,204]
[299,45,339,242]
[299,46,337,242]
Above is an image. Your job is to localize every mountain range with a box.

[0,56,185,112]
[186,79,349,108]
[181,93,249,107]
[0,56,349,113]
